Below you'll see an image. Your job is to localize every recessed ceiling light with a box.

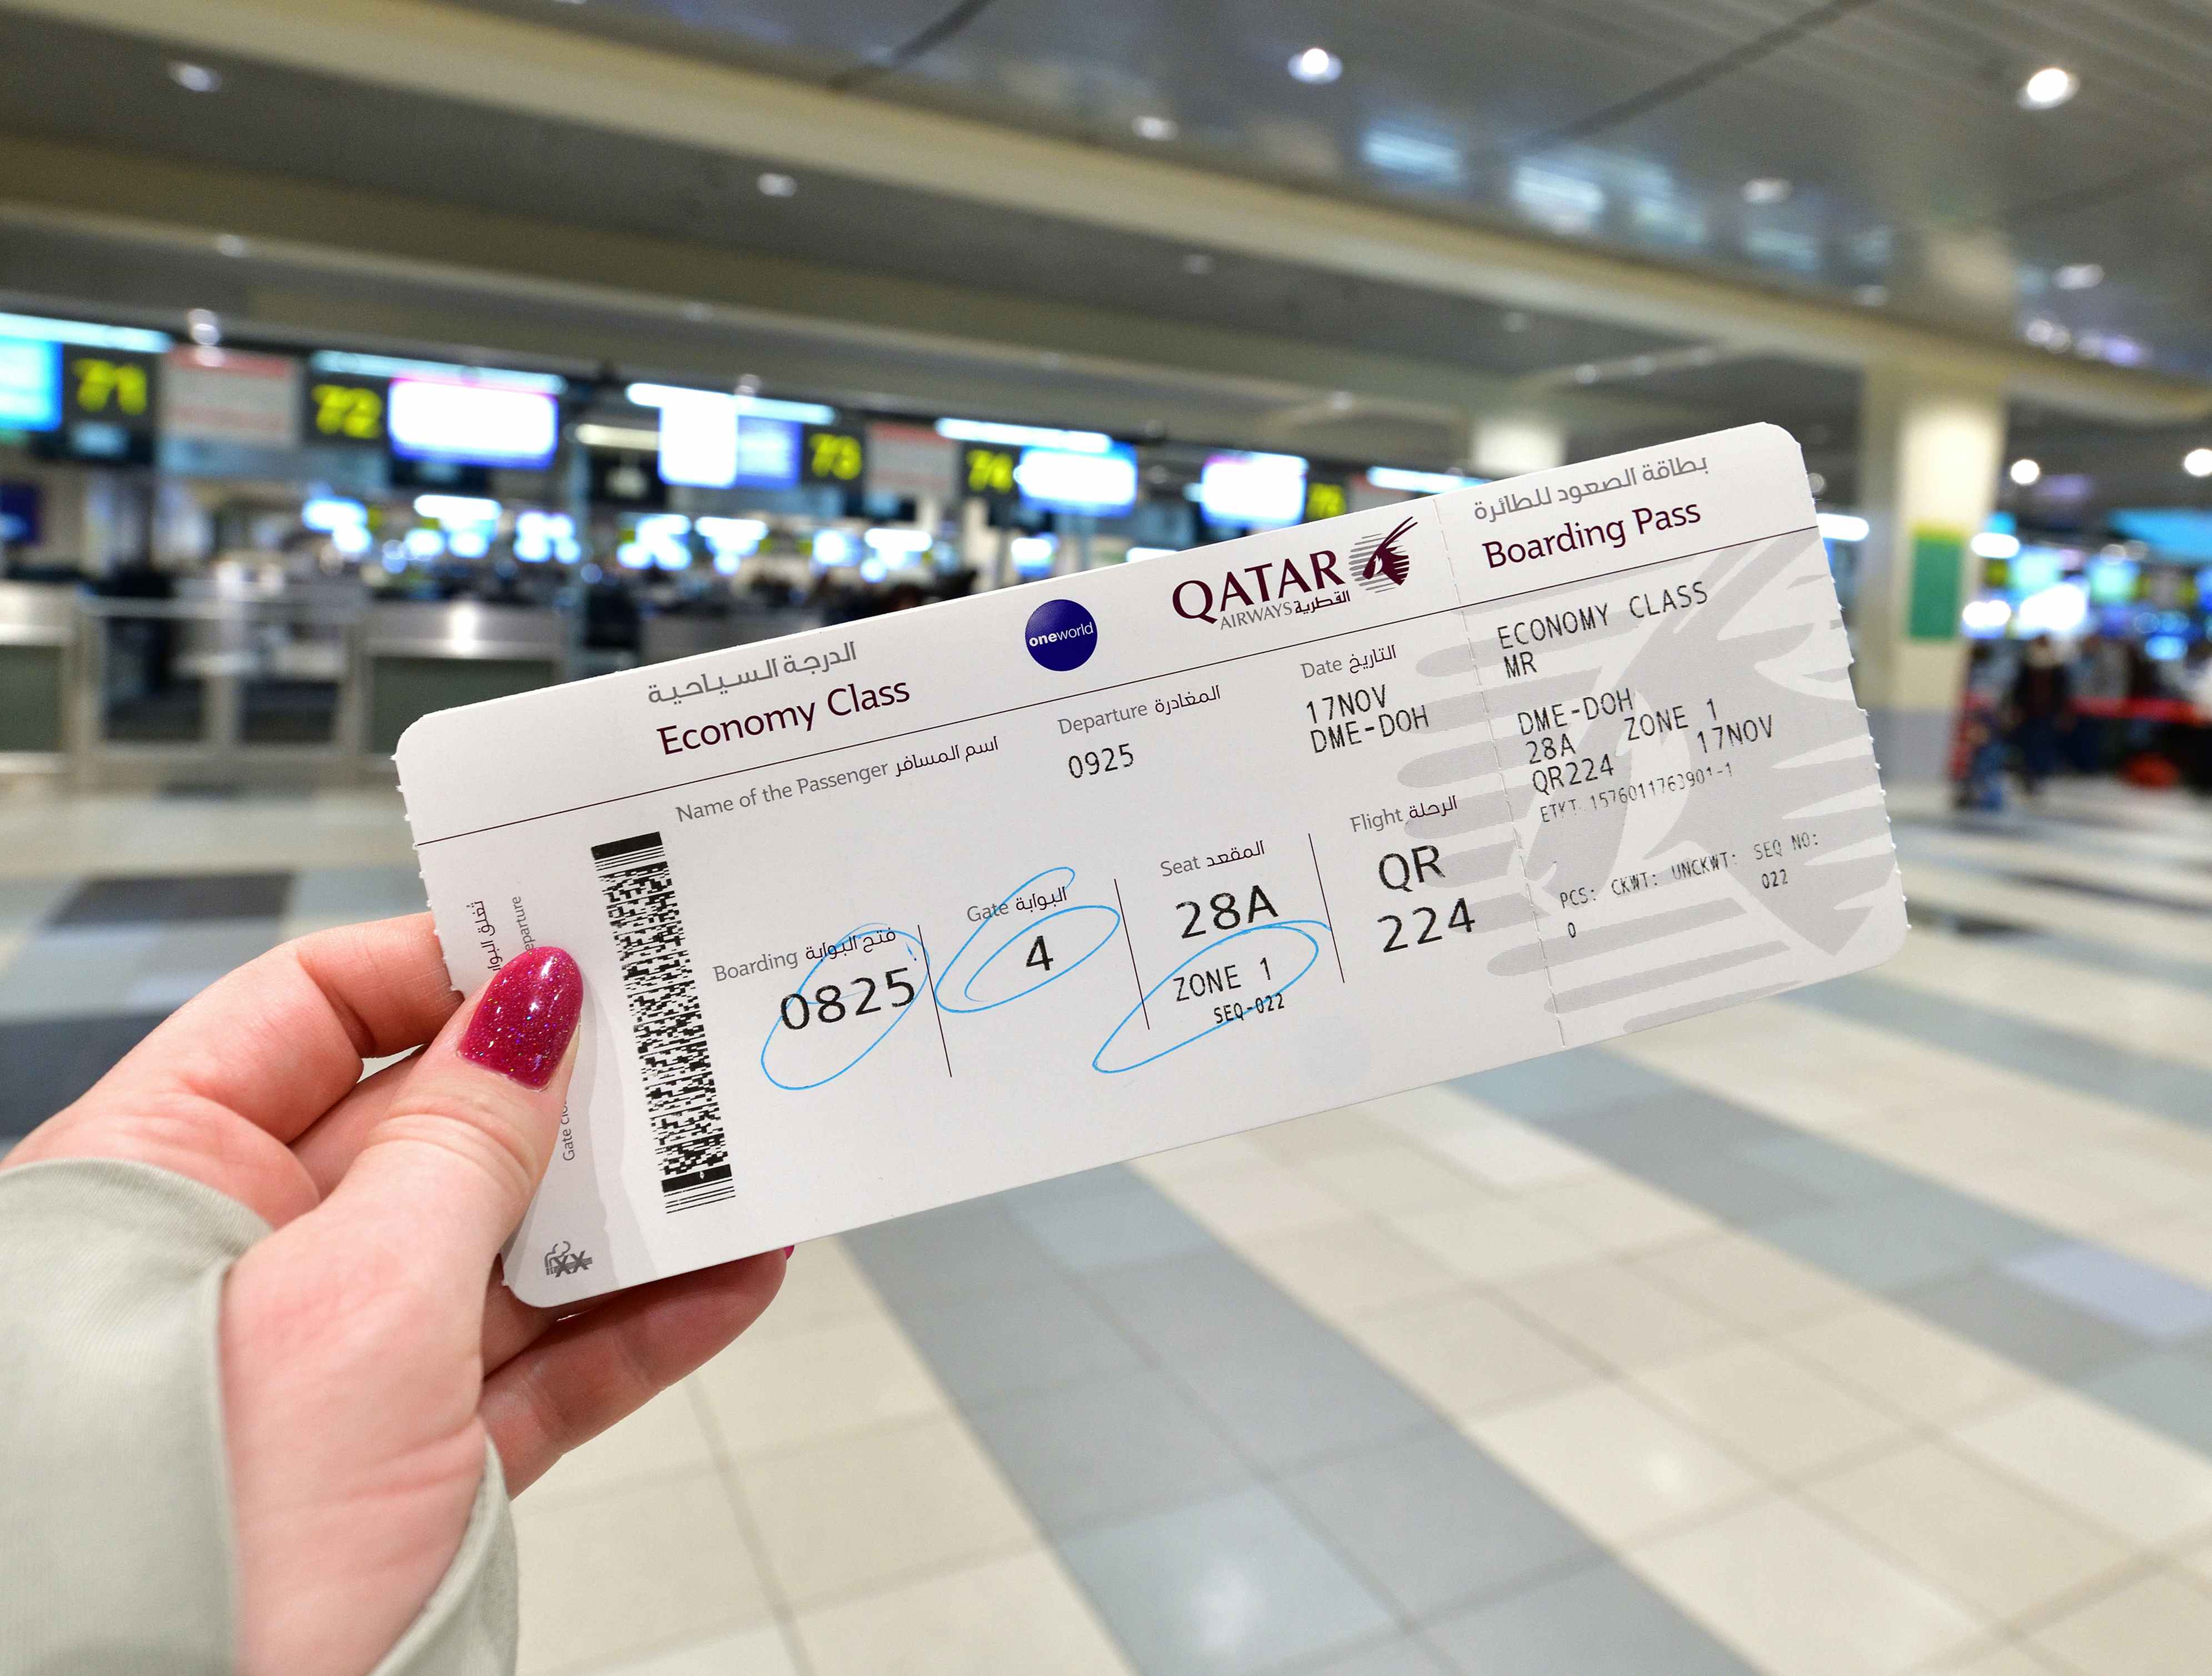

[1182,252,1214,275]
[2053,262,2104,290]
[1573,363,1600,384]
[682,301,712,322]
[1500,310,1531,332]
[186,309,221,346]
[2185,448,2212,479]
[1853,284,1888,306]
[168,61,221,93]
[1132,114,1179,142]
[735,374,761,395]
[1288,46,1342,85]
[1628,355,1658,375]
[1742,177,1792,205]
[1327,390,1356,411]
[2018,66,2078,110]
[756,172,798,198]
[215,234,248,258]
[2009,457,2042,486]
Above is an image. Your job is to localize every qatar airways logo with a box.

[1170,514,1420,631]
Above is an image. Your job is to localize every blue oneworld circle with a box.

[1024,598,1098,671]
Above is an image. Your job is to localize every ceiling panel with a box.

[440,0,2212,378]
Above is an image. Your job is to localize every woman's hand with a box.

[5,913,783,1676]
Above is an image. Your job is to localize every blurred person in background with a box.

[2006,632,2075,796]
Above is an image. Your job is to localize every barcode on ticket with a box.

[589,831,733,1212]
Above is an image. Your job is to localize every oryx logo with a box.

[1353,516,1418,594]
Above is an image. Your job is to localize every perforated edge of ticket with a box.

[397,423,1905,1304]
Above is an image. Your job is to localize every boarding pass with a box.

[397,423,1905,1304]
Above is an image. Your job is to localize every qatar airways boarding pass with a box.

[397,422,1905,1304]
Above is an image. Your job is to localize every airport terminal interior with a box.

[9,2,2212,1673]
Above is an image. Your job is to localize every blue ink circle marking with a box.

[1092,920,1328,1075]
[934,867,1120,1015]
[1023,598,1098,672]
[759,923,925,1091]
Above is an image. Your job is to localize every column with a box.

[1852,363,2005,785]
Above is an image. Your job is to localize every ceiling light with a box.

[1327,390,1356,411]
[1182,252,1214,276]
[1742,177,1792,205]
[2185,448,2212,479]
[1573,364,1600,384]
[2009,457,2042,486]
[2053,262,2104,290]
[168,61,221,93]
[1288,47,1342,84]
[1853,284,1888,306]
[756,172,798,198]
[214,234,248,258]
[1628,355,1658,375]
[1501,311,1531,332]
[2019,66,2078,110]
[1970,530,2021,558]
[1132,114,1178,141]
[186,309,221,347]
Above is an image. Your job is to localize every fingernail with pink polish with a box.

[783,1246,795,1258]
[460,948,583,1089]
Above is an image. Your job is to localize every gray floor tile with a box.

[1758,1202,1986,1294]
[1903,1267,2148,1382]
[1426,1559,1761,1676]
[2002,1243,2212,1342]
[1739,1132,1907,1201]
[1873,1181,2049,1260]
[0,876,74,935]
[842,1198,1061,1307]
[52,871,291,926]
[1453,1050,1676,1122]
[286,864,429,922]
[1278,1430,1596,1619]
[1007,1176,1215,1272]
[1058,1485,1394,1676]
[895,1268,1145,1407]
[0,926,162,1022]
[1276,1634,1454,1676]
[1539,1090,1774,1169]
[1175,1328,1439,1473]
[2079,1352,2212,1454]
[961,1367,1254,1535]
[124,919,284,1010]
[1638,1151,1830,1226]
[1086,1248,1326,1358]
[0,1010,171,1136]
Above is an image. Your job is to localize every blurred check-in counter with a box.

[0,581,76,768]
[362,601,569,755]
[639,606,822,667]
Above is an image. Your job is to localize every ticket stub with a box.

[398,423,1904,1305]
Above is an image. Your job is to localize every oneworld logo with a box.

[1025,598,1097,671]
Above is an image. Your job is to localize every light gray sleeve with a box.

[0,1157,518,1676]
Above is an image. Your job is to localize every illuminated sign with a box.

[961,444,1018,499]
[305,374,387,446]
[388,378,558,469]
[0,338,61,432]
[654,389,739,488]
[1015,443,1139,517]
[2086,557,2140,604]
[162,348,301,448]
[1199,452,1308,528]
[733,417,801,490]
[1304,476,1349,522]
[65,350,155,425]
[802,427,866,486]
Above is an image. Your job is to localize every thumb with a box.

[324,946,584,1286]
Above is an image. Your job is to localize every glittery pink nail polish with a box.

[459,948,583,1089]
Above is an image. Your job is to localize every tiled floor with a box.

[12,777,2212,1673]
